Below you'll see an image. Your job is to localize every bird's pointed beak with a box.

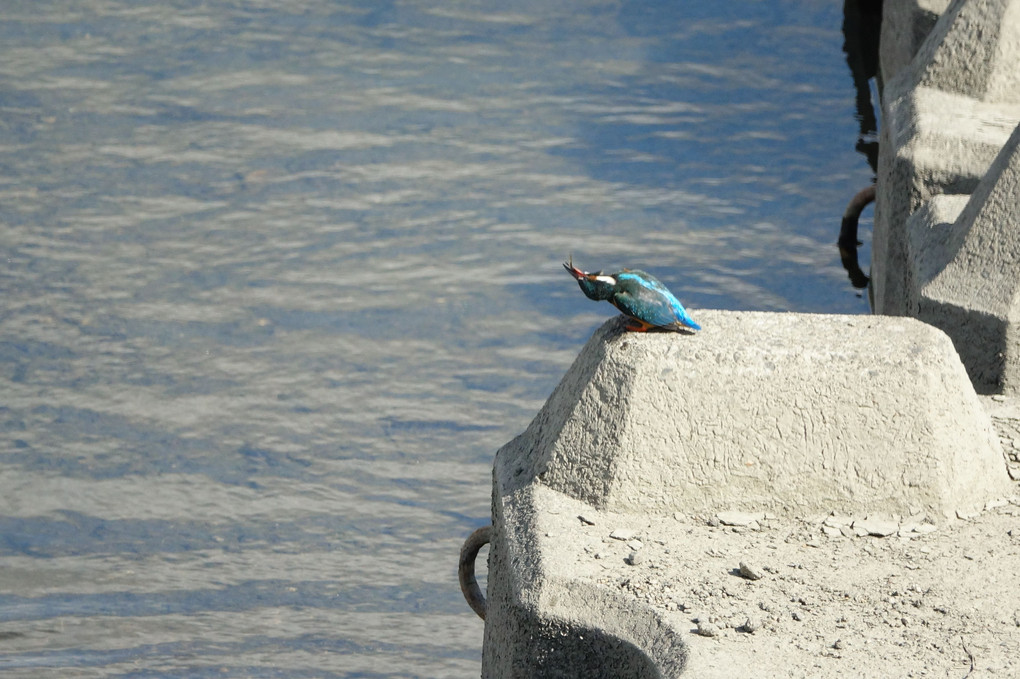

[563,260,588,280]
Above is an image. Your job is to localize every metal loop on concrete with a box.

[838,184,875,289]
[458,524,491,620]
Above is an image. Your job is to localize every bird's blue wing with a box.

[613,271,700,330]
[668,301,701,330]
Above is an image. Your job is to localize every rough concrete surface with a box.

[905,0,1020,103]
[984,394,1020,481]
[498,313,1011,521]
[496,483,1020,678]
[908,122,1020,393]
[871,0,1020,315]
[878,0,950,87]
[482,315,1018,677]
[482,482,689,679]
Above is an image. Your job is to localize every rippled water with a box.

[0,1,872,677]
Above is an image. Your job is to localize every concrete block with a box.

[879,0,950,87]
[904,192,970,307]
[908,122,1020,393]
[483,314,1012,677]
[482,483,688,679]
[905,0,1020,102]
[498,313,1010,519]
[871,0,1020,315]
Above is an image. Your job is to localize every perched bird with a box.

[564,260,701,332]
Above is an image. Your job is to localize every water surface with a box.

[0,1,871,676]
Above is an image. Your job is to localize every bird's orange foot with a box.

[624,320,652,332]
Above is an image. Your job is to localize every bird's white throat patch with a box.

[593,275,616,285]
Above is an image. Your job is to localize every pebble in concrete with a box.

[854,518,900,538]
[695,621,719,638]
[738,561,765,581]
[716,511,764,527]
[739,616,763,634]
[626,551,645,566]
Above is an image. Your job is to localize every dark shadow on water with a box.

[842,0,883,176]
[837,0,882,291]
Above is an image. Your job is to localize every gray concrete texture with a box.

[482,314,1013,677]
[872,0,1020,316]
[497,313,1009,522]
[907,122,1020,393]
[482,481,688,679]
[879,0,950,87]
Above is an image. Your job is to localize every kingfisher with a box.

[564,259,701,332]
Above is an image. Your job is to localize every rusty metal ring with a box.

[459,525,491,620]
[837,184,875,289]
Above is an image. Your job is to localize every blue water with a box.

[0,1,872,677]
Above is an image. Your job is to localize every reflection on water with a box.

[837,184,875,290]
[0,1,870,676]
[842,0,883,175]
[838,0,882,293]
